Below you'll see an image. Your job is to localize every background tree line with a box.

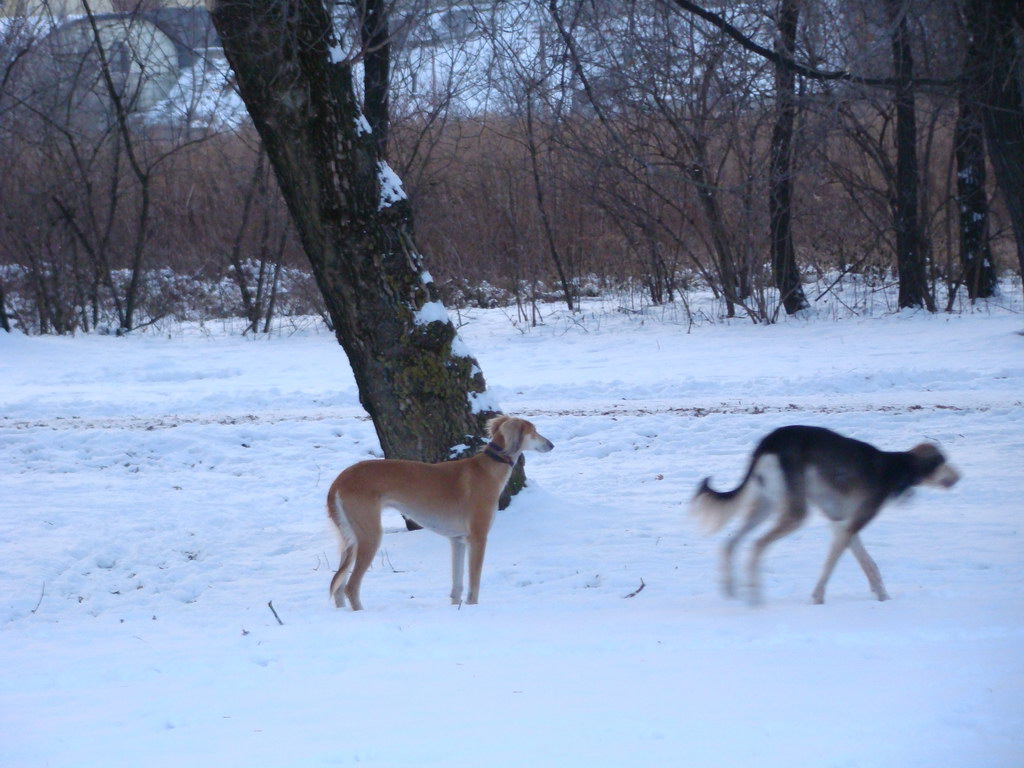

[0,0,1021,335]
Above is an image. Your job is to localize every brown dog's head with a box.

[487,415,554,456]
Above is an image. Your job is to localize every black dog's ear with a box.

[909,443,944,475]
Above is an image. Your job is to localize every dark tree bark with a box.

[360,0,390,159]
[886,0,933,310]
[0,278,11,332]
[954,95,998,299]
[769,0,810,316]
[687,161,740,318]
[227,152,265,330]
[962,0,1024,296]
[208,0,524,502]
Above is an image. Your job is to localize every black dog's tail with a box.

[689,459,761,534]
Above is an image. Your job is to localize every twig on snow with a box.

[623,579,646,599]
[267,600,284,625]
[31,582,46,613]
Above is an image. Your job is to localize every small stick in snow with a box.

[623,579,646,599]
[31,582,46,613]
[267,600,284,625]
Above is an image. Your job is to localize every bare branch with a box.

[623,578,646,599]
[660,0,957,90]
[267,600,284,625]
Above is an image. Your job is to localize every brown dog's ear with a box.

[497,418,523,455]
[488,416,523,455]
[486,415,510,439]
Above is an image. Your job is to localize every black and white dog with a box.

[690,425,960,605]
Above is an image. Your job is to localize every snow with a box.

[2,296,1023,767]
[450,333,474,358]
[377,161,408,209]
[412,300,450,326]
[467,386,501,416]
[143,59,249,131]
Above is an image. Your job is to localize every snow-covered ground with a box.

[2,293,1023,767]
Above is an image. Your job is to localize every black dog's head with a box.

[908,443,960,489]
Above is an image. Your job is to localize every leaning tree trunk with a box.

[769,0,810,316]
[886,0,933,311]
[209,0,524,502]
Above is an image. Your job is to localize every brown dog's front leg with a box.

[465,535,488,605]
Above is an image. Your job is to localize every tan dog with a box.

[327,415,554,610]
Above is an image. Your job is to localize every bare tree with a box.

[885,0,932,309]
[222,150,292,333]
[953,92,997,300]
[960,0,1024,293]
[548,1,785,319]
[208,0,524,499]
[769,0,810,315]
[0,0,227,333]
[663,0,1021,302]
[471,3,577,310]
[0,19,29,332]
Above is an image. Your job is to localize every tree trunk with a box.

[687,161,740,317]
[228,154,264,330]
[525,95,574,311]
[360,0,390,159]
[886,0,933,310]
[209,0,524,503]
[769,0,810,316]
[954,95,998,299]
[83,0,154,333]
[0,278,11,332]
[962,0,1024,296]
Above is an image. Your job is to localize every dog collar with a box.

[483,442,515,466]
